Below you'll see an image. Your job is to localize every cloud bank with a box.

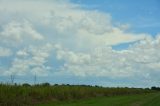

[0,0,159,87]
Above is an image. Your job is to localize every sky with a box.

[0,0,160,88]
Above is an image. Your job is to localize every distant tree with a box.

[41,82,50,86]
[151,86,160,91]
[95,85,99,88]
[22,83,31,87]
[66,84,70,86]
[54,84,59,86]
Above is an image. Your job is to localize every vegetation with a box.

[151,86,160,91]
[38,92,160,106]
[0,83,156,106]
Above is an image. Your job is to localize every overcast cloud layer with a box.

[0,0,160,87]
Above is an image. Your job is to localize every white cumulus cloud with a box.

[0,0,159,87]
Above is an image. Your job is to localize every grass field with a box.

[0,83,158,106]
[38,93,160,106]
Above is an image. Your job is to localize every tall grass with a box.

[0,83,154,106]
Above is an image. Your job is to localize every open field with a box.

[0,83,158,106]
[38,92,160,106]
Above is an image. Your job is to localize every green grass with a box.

[38,93,160,106]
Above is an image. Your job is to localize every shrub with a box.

[22,83,31,87]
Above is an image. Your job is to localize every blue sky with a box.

[72,0,160,35]
[72,0,160,50]
[0,0,160,88]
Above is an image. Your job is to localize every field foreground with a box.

[38,92,160,106]
[0,84,159,106]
